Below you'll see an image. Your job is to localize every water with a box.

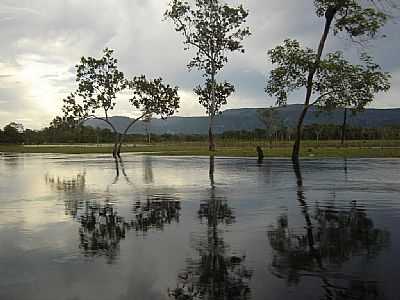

[0,154,399,300]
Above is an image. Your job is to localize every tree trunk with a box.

[292,105,309,162]
[116,114,146,157]
[208,124,215,151]
[113,133,119,158]
[292,6,337,162]
[341,107,347,146]
[209,63,216,152]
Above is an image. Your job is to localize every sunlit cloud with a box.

[0,0,399,129]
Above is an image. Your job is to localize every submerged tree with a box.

[266,1,393,162]
[165,0,250,151]
[62,49,180,157]
[62,48,125,157]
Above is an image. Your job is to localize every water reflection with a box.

[267,162,390,299]
[45,162,181,263]
[45,172,86,217]
[143,156,154,184]
[79,202,127,263]
[113,157,133,185]
[169,156,252,300]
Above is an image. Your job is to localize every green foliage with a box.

[316,52,391,110]
[194,79,234,115]
[75,48,126,116]
[62,48,126,128]
[314,0,388,39]
[165,0,250,146]
[165,0,250,75]
[266,39,391,110]
[61,49,180,154]
[127,75,180,119]
[0,122,24,144]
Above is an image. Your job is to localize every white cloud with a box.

[0,0,399,129]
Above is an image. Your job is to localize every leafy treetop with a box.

[265,39,390,111]
[127,75,180,120]
[314,0,389,40]
[165,0,251,75]
[75,48,126,117]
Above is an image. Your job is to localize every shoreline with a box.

[1,142,400,158]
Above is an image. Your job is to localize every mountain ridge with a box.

[85,104,400,134]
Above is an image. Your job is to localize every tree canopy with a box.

[265,0,393,161]
[165,0,250,150]
[266,39,391,111]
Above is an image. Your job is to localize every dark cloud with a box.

[0,0,399,128]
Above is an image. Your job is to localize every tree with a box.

[62,49,180,157]
[257,107,282,148]
[2,122,24,144]
[62,48,126,157]
[142,113,152,144]
[266,1,393,162]
[165,0,250,151]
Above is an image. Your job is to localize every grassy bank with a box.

[1,140,400,158]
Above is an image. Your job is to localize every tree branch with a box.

[118,112,147,146]
[79,115,118,134]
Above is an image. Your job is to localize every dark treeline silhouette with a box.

[266,162,390,299]
[169,156,252,300]
[221,124,400,142]
[2,121,400,145]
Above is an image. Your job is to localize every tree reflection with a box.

[169,156,252,300]
[45,163,182,263]
[143,156,154,184]
[45,172,86,217]
[113,157,133,185]
[267,162,390,299]
[78,194,181,262]
[132,194,181,233]
[79,202,127,264]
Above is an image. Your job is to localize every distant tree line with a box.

[2,120,399,145]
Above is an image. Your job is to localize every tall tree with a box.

[62,48,126,157]
[265,1,393,162]
[165,0,250,151]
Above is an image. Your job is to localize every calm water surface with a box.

[0,154,399,300]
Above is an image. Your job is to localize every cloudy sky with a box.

[0,0,399,129]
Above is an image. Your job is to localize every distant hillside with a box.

[85,105,400,135]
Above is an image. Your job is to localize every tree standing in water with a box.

[62,50,180,157]
[165,0,250,151]
[266,0,392,162]
[62,48,126,157]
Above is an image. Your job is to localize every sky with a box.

[0,0,399,129]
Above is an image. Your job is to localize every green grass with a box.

[1,140,400,158]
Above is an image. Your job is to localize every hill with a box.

[85,105,400,134]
